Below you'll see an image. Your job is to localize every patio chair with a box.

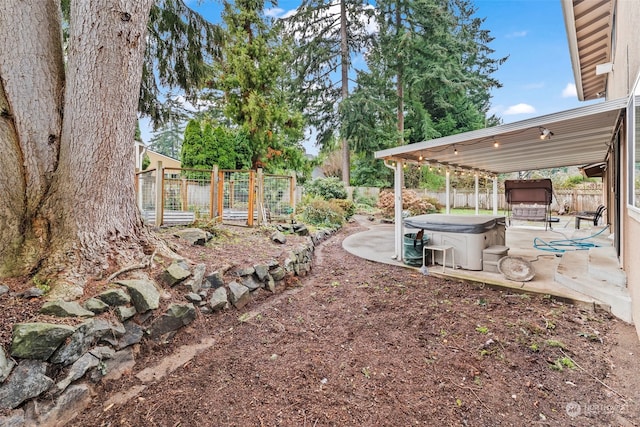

[575,204,606,229]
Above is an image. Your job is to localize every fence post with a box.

[290,172,296,219]
[211,165,218,221]
[155,161,164,226]
[247,170,255,227]
[217,170,224,223]
[180,176,188,211]
[257,168,264,225]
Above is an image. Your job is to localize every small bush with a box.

[354,194,378,207]
[300,197,346,228]
[305,177,348,200]
[331,199,356,219]
[377,189,439,218]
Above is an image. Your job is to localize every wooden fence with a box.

[136,162,296,226]
[346,185,604,213]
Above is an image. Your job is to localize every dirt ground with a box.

[9,219,640,426]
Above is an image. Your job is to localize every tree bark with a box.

[0,0,155,289]
[0,0,65,276]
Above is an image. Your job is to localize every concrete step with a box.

[555,250,632,323]
[588,246,626,287]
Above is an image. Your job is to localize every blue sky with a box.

[143,0,596,152]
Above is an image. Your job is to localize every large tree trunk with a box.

[0,0,154,293]
[0,0,65,276]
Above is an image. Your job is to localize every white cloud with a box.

[265,7,285,18]
[506,30,528,38]
[504,103,536,115]
[561,83,577,98]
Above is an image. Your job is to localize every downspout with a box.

[384,160,403,260]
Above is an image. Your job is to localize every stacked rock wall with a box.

[0,228,331,426]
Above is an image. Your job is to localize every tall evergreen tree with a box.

[148,120,185,158]
[207,0,306,173]
[141,0,223,127]
[342,0,505,186]
[285,0,375,184]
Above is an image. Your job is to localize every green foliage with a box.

[550,357,575,371]
[300,197,346,228]
[304,178,348,200]
[180,119,255,175]
[354,194,378,208]
[331,199,356,219]
[350,151,394,187]
[32,277,51,295]
[148,119,184,159]
[284,0,374,152]
[545,339,566,349]
[180,120,208,175]
[141,1,223,126]
[341,0,505,187]
[142,154,150,170]
[560,175,589,188]
[205,0,306,174]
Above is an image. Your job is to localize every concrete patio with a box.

[343,215,632,323]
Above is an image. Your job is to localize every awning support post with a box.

[445,169,451,214]
[474,172,479,215]
[394,161,403,261]
[384,160,404,260]
[492,177,498,215]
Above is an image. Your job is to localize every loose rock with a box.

[271,231,287,244]
[209,287,229,311]
[163,262,192,287]
[97,288,131,306]
[0,360,53,409]
[116,279,160,313]
[228,281,251,309]
[10,323,76,360]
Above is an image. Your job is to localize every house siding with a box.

[609,0,640,337]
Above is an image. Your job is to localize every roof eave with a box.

[562,0,585,101]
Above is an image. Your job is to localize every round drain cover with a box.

[497,256,535,282]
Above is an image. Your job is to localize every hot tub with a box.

[404,214,506,270]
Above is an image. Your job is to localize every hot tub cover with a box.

[404,214,506,234]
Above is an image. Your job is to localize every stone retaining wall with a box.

[0,227,333,426]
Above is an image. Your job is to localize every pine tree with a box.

[284,0,375,183]
[343,0,506,185]
[206,0,306,173]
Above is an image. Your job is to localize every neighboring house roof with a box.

[145,149,181,169]
[135,141,181,170]
[562,0,614,101]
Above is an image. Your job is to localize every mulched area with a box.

[66,219,640,426]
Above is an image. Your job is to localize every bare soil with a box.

[6,219,640,426]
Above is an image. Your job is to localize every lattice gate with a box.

[137,162,295,227]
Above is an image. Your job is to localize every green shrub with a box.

[331,199,356,219]
[354,194,377,207]
[300,197,346,228]
[304,177,348,200]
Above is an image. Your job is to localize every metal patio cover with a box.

[374,97,626,175]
